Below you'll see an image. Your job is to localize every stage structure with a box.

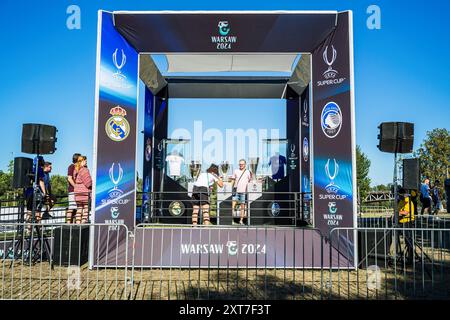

[91,11,357,268]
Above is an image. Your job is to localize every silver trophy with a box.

[248,157,259,181]
[220,162,230,182]
[189,161,201,181]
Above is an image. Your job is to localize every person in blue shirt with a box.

[420,178,432,214]
[24,156,46,223]
[431,179,442,214]
[41,161,55,218]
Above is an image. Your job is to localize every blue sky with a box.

[0,0,449,186]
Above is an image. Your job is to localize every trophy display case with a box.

[157,138,192,223]
[247,138,293,226]
[262,139,288,188]
[161,138,191,190]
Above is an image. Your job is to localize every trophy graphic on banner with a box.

[112,48,127,82]
[189,161,201,181]
[248,157,259,181]
[220,161,230,182]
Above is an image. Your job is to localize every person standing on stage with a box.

[73,155,92,224]
[25,156,46,224]
[191,164,223,225]
[420,178,432,214]
[230,159,252,226]
[431,179,442,215]
[41,161,55,218]
[66,153,81,224]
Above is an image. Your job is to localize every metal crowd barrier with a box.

[357,214,450,229]
[129,224,326,300]
[328,227,450,300]
[136,191,311,227]
[0,223,130,300]
[1,191,450,300]
[0,193,92,225]
[1,221,450,300]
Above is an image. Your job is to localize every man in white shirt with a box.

[165,151,184,177]
[230,159,252,225]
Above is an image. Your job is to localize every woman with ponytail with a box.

[73,155,92,224]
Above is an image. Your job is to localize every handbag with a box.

[232,169,246,196]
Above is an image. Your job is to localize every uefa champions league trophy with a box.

[220,162,230,182]
[189,161,201,181]
[249,157,259,181]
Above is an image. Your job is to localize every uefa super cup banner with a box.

[142,86,154,221]
[312,12,355,259]
[92,11,138,265]
[301,86,311,218]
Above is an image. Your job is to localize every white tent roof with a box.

[165,54,299,74]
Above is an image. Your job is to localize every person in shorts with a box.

[191,164,223,225]
[230,159,252,225]
[66,153,81,223]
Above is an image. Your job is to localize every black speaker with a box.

[12,157,34,189]
[21,123,57,155]
[403,158,420,190]
[53,226,90,266]
[377,122,414,154]
[358,230,392,266]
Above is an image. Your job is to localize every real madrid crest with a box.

[105,106,130,142]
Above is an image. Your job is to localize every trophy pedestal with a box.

[246,181,263,225]
[217,182,233,225]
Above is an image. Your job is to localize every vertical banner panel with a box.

[142,87,154,221]
[312,12,355,263]
[301,85,311,221]
[152,90,169,193]
[92,11,138,265]
[286,87,300,193]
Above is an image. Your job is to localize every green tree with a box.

[50,174,68,196]
[371,184,392,192]
[415,128,450,185]
[356,145,371,204]
[0,160,14,199]
[136,172,143,193]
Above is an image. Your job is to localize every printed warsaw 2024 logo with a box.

[211,21,237,50]
[320,158,347,226]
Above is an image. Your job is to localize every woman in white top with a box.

[192,164,223,225]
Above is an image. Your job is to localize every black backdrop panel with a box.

[113,13,336,53]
